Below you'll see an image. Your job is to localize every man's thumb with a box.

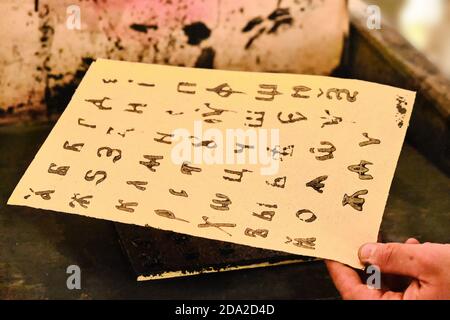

[359,243,423,278]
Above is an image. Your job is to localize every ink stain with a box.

[45,57,94,115]
[245,27,266,50]
[267,7,293,34]
[130,23,158,33]
[195,47,215,69]
[114,38,124,51]
[268,17,293,33]
[183,22,211,45]
[397,103,407,114]
[242,17,263,32]
[395,96,408,128]
[268,8,290,20]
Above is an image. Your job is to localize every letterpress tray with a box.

[115,223,314,281]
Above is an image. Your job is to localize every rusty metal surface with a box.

[0,0,348,124]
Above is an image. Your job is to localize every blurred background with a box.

[371,0,450,78]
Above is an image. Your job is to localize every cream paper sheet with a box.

[8,58,416,268]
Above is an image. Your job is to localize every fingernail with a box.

[359,243,377,261]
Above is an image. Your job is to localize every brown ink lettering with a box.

[85,97,112,110]
[78,118,96,128]
[296,209,317,223]
[116,199,138,213]
[48,163,70,176]
[169,188,188,197]
[63,141,84,152]
[210,193,232,211]
[348,161,373,180]
[154,132,174,144]
[291,85,311,98]
[181,161,202,175]
[139,155,163,172]
[177,82,196,94]
[125,103,147,114]
[326,88,358,102]
[244,228,269,238]
[306,175,328,193]
[84,170,107,185]
[206,83,244,97]
[309,141,336,161]
[265,176,286,188]
[154,209,189,223]
[277,112,307,124]
[223,169,252,182]
[255,84,282,101]
[245,110,265,127]
[97,147,122,163]
[127,181,148,191]
[359,133,381,147]
[342,189,368,211]
[197,216,236,236]
[69,193,93,209]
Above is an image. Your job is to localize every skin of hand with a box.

[325,238,450,300]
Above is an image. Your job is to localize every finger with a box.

[325,260,378,299]
[380,291,404,300]
[358,243,424,278]
[405,238,420,244]
[403,279,421,300]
